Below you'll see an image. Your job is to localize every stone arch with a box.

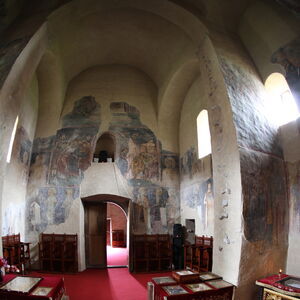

[94,131,117,162]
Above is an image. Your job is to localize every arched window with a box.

[265,72,299,126]
[93,132,116,163]
[6,116,19,163]
[197,109,211,159]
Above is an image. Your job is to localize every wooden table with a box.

[149,273,234,300]
[0,274,65,300]
[256,273,300,299]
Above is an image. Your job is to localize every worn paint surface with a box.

[180,147,214,236]
[26,96,100,235]
[109,102,180,233]
[26,100,180,235]
[271,37,300,111]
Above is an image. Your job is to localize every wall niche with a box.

[94,132,116,162]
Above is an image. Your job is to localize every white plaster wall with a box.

[81,163,132,199]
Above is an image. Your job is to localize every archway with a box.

[106,202,128,267]
[93,132,116,163]
[81,194,131,269]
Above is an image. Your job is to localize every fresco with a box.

[62,95,100,128]
[241,150,288,244]
[48,127,98,185]
[0,37,29,87]
[11,126,32,184]
[271,37,300,111]
[28,187,79,232]
[220,56,282,156]
[289,161,300,234]
[109,102,180,234]
[180,147,214,232]
[27,99,179,235]
[26,96,101,235]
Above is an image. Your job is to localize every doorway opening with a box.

[82,194,130,270]
[106,202,128,268]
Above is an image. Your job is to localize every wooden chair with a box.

[2,233,31,272]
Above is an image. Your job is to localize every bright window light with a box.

[197,109,212,159]
[6,116,19,163]
[265,73,299,126]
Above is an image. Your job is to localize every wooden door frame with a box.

[84,202,107,268]
[82,194,131,270]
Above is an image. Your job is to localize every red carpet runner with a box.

[107,246,128,266]
[32,269,170,300]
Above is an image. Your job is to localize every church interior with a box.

[0,0,300,299]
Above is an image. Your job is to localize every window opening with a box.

[265,72,299,126]
[197,110,211,159]
[7,116,19,163]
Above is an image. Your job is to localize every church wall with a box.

[213,33,289,299]
[179,76,214,237]
[279,119,300,277]
[26,65,181,268]
[238,1,300,82]
[2,76,39,238]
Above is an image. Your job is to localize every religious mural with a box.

[289,161,300,234]
[26,98,180,236]
[180,147,214,234]
[109,102,180,234]
[220,56,283,156]
[26,96,101,235]
[271,37,300,111]
[241,149,288,244]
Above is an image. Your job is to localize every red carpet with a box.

[31,269,170,300]
[107,246,128,266]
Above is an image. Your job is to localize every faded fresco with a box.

[180,147,214,235]
[241,149,288,244]
[109,102,180,234]
[0,37,29,87]
[288,161,300,234]
[26,96,101,236]
[220,56,282,156]
[2,126,32,235]
[271,37,300,111]
[26,98,180,236]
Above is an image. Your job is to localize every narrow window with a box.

[265,72,299,126]
[197,109,211,159]
[7,116,19,163]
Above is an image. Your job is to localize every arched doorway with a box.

[82,194,130,269]
[106,202,128,267]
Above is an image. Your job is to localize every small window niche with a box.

[93,133,115,163]
[197,109,212,159]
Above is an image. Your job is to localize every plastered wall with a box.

[213,33,289,299]
[26,64,181,268]
[2,76,38,238]
[279,119,300,277]
[179,76,214,237]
